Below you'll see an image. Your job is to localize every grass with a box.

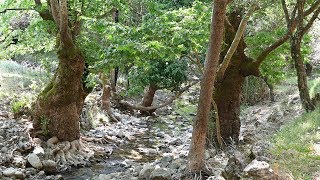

[309,77,320,98]
[269,107,320,179]
[174,98,197,121]
[0,60,49,97]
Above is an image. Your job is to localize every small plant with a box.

[309,78,320,98]
[40,116,50,136]
[11,98,28,116]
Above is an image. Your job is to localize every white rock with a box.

[3,167,16,177]
[42,160,57,173]
[33,146,45,155]
[244,160,270,172]
[244,160,276,179]
[14,170,25,179]
[27,153,43,169]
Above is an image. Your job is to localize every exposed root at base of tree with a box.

[25,135,114,172]
[46,136,94,170]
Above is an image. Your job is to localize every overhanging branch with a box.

[303,6,320,34]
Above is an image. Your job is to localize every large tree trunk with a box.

[31,0,89,141]
[188,0,229,172]
[140,85,158,115]
[209,10,259,144]
[213,60,245,143]
[32,48,88,141]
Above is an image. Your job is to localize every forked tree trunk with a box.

[188,0,229,172]
[208,10,256,144]
[140,85,158,115]
[32,48,88,141]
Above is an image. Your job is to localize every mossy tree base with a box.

[32,49,88,141]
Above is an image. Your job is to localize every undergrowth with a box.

[269,107,320,179]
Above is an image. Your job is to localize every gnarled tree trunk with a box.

[210,8,286,144]
[213,61,245,143]
[32,0,89,141]
[32,48,88,141]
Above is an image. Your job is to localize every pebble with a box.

[1,146,8,153]
[27,153,43,169]
[3,167,16,177]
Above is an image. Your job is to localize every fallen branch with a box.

[119,81,199,111]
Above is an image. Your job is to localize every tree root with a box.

[45,136,95,169]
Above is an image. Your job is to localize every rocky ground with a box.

[0,75,308,180]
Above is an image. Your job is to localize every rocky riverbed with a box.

[0,79,307,180]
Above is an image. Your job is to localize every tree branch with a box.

[59,0,74,48]
[0,8,32,14]
[119,81,199,111]
[33,0,53,21]
[303,6,320,34]
[216,4,257,80]
[254,33,290,66]
[50,0,60,27]
[304,0,320,16]
[281,0,290,24]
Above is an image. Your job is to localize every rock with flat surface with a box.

[2,167,16,177]
[243,160,276,179]
[27,153,43,169]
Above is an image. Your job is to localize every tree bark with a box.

[291,38,314,111]
[140,85,158,115]
[32,49,88,141]
[188,0,229,172]
[213,58,245,143]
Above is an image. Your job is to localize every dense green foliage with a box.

[79,1,212,94]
